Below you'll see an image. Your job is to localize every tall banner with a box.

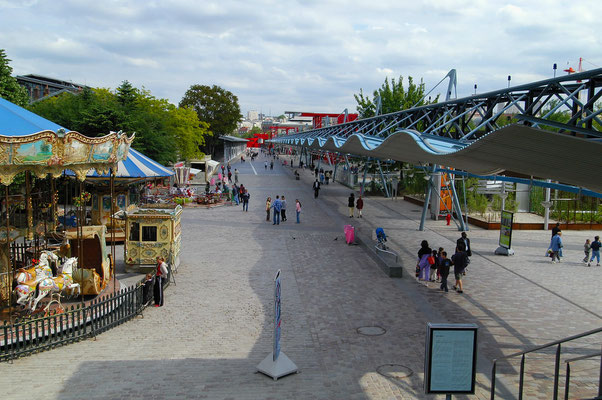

[499,210,514,249]
[273,269,282,361]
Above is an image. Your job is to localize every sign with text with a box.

[273,269,282,361]
[424,323,478,395]
[499,210,514,249]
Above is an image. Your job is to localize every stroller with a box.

[376,227,388,250]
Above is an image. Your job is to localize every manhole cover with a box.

[356,326,386,336]
[376,364,414,380]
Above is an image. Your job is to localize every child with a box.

[583,239,591,263]
[439,252,452,293]
[428,250,437,282]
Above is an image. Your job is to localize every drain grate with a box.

[356,326,386,336]
[376,363,414,380]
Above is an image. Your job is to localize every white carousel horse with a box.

[14,251,57,308]
[29,257,81,311]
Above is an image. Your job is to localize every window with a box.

[129,222,139,241]
[142,226,157,242]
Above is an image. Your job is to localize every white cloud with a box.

[0,0,600,115]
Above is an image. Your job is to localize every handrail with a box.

[490,327,602,400]
[374,244,399,264]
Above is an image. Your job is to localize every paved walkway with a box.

[1,154,600,399]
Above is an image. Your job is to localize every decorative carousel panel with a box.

[63,137,91,163]
[0,130,134,185]
[14,139,54,164]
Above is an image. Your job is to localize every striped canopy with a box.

[85,147,173,178]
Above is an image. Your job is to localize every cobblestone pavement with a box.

[1,154,600,399]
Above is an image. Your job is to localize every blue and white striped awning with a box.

[84,148,174,178]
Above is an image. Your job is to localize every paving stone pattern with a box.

[0,154,600,399]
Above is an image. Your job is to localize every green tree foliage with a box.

[179,84,242,156]
[29,81,209,165]
[354,75,436,118]
[0,49,29,107]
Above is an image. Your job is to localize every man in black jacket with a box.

[456,232,472,256]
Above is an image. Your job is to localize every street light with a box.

[474,84,477,95]
[507,75,511,88]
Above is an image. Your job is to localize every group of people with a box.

[231,183,250,211]
[266,195,302,224]
[548,222,601,266]
[314,167,332,185]
[416,232,472,294]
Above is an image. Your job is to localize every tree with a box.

[179,85,242,156]
[29,84,210,165]
[354,75,436,118]
[0,49,29,107]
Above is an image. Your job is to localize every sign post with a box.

[495,210,515,255]
[424,323,478,398]
[257,270,298,380]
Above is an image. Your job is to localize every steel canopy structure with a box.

[271,68,602,195]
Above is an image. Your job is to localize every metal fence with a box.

[0,269,171,362]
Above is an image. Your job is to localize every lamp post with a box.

[553,63,557,78]
[507,75,511,88]
[474,84,477,95]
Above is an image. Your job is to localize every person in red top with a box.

[356,195,364,218]
[154,257,168,307]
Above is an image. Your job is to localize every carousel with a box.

[0,97,134,319]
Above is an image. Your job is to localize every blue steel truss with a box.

[278,68,602,143]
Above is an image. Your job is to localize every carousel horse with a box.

[13,280,34,308]
[29,257,80,311]
[15,250,56,286]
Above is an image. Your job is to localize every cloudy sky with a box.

[1,0,600,116]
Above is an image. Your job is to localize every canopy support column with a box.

[360,158,370,195]
[377,160,390,198]
[419,166,434,231]
[449,173,468,231]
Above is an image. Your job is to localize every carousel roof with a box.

[0,98,134,184]
[0,97,170,180]
[0,97,65,135]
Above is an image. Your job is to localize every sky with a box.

[1,0,600,117]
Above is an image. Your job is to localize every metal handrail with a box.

[490,327,602,400]
[374,243,399,263]
[564,350,602,400]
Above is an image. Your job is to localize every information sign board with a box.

[499,210,514,249]
[424,323,478,395]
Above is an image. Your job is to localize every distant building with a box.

[247,110,259,121]
[16,74,89,103]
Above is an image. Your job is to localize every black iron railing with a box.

[490,327,602,400]
[1,269,172,362]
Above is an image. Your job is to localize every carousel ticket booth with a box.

[124,204,181,273]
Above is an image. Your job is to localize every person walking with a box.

[356,195,364,218]
[264,161,268,169]
[439,251,452,293]
[272,195,282,225]
[241,190,249,212]
[456,232,472,257]
[451,243,469,293]
[417,240,432,282]
[295,199,301,223]
[313,179,321,198]
[550,231,563,263]
[265,197,272,221]
[227,170,232,182]
[583,238,591,263]
[221,164,225,176]
[281,196,287,221]
[153,257,168,307]
[348,193,355,218]
[232,184,240,205]
[227,162,231,173]
[234,168,239,183]
[588,235,601,266]
[270,160,274,170]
